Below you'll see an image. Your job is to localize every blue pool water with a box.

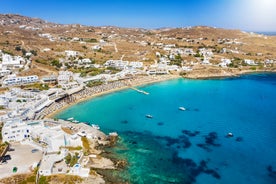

[56,73,276,183]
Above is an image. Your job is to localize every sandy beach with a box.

[44,74,180,119]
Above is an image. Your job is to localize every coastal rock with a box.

[115,159,128,169]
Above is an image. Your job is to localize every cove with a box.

[56,73,276,183]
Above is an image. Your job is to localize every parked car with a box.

[31,149,39,153]
[3,155,11,160]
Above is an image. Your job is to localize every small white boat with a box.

[72,120,79,123]
[67,117,74,121]
[146,114,153,118]
[227,132,234,137]
[179,107,186,111]
[91,124,100,129]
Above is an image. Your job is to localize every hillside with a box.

[0,14,275,77]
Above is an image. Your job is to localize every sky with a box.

[0,0,275,31]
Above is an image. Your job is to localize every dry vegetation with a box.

[0,14,275,78]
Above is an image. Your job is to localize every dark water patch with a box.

[182,129,200,137]
[193,108,200,112]
[204,169,221,179]
[197,143,213,152]
[157,122,164,126]
[107,131,193,183]
[204,132,221,147]
[235,137,243,142]
[267,165,276,179]
[171,152,221,182]
[121,120,128,124]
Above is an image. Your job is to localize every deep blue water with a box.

[255,32,276,36]
[56,73,276,183]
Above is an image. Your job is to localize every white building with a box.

[219,58,232,67]
[65,50,78,58]
[2,54,25,69]
[104,60,129,70]
[244,59,257,65]
[78,58,92,65]
[129,61,143,68]
[39,149,68,176]
[57,71,73,84]
[3,75,39,86]
[92,45,101,51]
[2,119,30,142]
[199,48,213,58]
[0,69,11,77]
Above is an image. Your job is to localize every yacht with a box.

[179,107,186,111]
[146,114,153,118]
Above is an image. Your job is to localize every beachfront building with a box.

[1,119,30,142]
[31,125,81,152]
[2,75,39,86]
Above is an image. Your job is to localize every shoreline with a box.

[45,69,275,118]
[46,74,180,118]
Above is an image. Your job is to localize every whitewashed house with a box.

[78,58,92,65]
[65,50,78,58]
[244,59,257,65]
[2,54,25,69]
[57,71,73,84]
[2,119,30,142]
[3,75,39,86]
[92,45,101,51]
[129,61,143,68]
[219,58,232,67]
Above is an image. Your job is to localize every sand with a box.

[45,74,180,118]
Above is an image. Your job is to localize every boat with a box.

[146,114,153,118]
[227,132,234,137]
[67,117,74,121]
[91,124,100,129]
[72,120,79,123]
[179,107,186,111]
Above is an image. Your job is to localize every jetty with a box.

[130,87,149,95]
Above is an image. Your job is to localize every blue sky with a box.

[0,0,275,31]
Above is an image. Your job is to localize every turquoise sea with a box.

[56,73,276,184]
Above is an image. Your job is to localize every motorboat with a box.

[91,124,100,129]
[146,114,153,118]
[179,107,186,111]
[67,117,74,121]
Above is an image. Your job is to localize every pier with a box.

[130,87,149,95]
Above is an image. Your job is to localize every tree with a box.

[51,60,62,68]
[65,153,72,165]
